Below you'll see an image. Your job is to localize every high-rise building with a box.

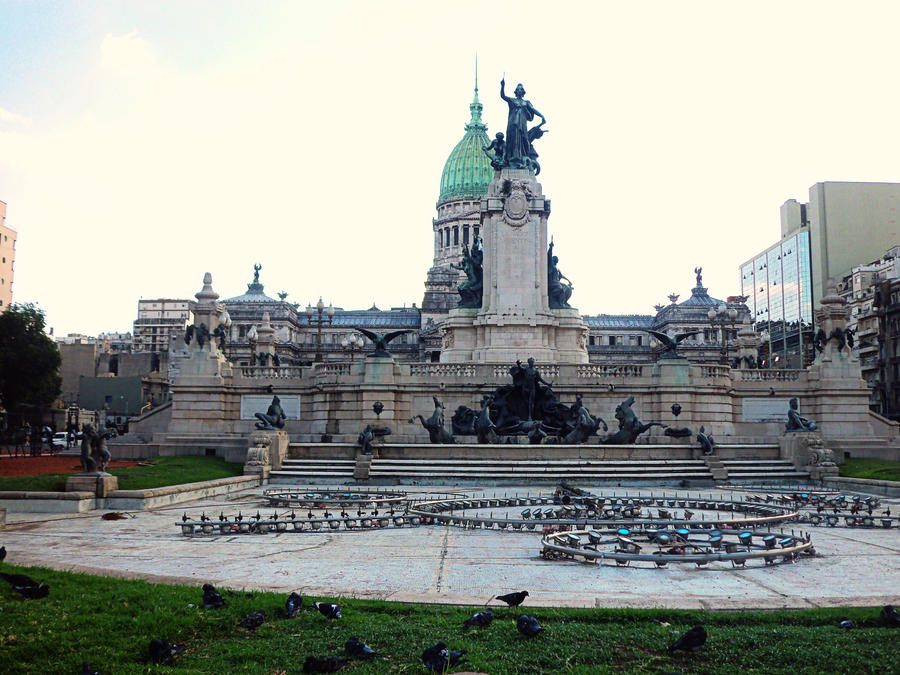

[0,200,17,312]
[133,298,190,353]
[741,181,900,368]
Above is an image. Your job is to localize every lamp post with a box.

[306,297,334,363]
[707,303,739,365]
[341,333,363,362]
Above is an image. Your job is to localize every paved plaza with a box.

[4,485,899,610]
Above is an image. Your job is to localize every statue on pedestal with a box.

[255,396,286,430]
[500,78,547,173]
[602,395,665,444]
[483,132,506,171]
[450,239,483,309]
[79,424,112,473]
[547,240,573,309]
[409,396,456,444]
[785,398,817,432]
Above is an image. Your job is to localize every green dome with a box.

[439,88,493,203]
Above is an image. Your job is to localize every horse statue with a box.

[408,396,456,444]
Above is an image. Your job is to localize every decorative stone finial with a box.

[195,272,219,303]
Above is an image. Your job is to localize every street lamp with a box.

[341,333,363,362]
[707,302,739,365]
[306,297,334,363]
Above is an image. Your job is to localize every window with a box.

[463,225,469,245]
[453,226,459,245]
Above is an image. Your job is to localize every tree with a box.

[0,304,62,426]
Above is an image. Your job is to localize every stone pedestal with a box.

[440,168,588,363]
[244,429,289,478]
[65,473,118,497]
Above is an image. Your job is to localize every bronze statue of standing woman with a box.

[500,79,546,172]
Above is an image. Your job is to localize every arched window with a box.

[463,225,469,245]
[453,226,459,245]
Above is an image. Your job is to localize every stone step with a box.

[727,472,810,479]
[270,470,355,477]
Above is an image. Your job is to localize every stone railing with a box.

[700,365,731,379]
[733,369,803,382]
[409,363,478,378]
[576,364,644,378]
[313,362,353,377]
[239,366,304,379]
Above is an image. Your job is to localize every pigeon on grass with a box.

[838,617,855,630]
[314,601,341,619]
[668,626,707,653]
[517,614,544,638]
[240,610,266,630]
[0,572,49,599]
[464,608,494,629]
[882,605,900,627]
[148,638,186,665]
[286,591,303,618]
[422,643,466,672]
[201,583,226,609]
[345,636,377,658]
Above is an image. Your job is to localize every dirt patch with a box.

[0,456,142,477]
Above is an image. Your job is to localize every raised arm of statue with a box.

[500,78,511,102]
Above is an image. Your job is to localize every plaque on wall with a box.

[741,398,788,422]
[240,395,301,420]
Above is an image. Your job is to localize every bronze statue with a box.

[79,424,112,472]
[644,329,700,359]
[511,358,552,421]
[785,398,817,432]
[253,263,261,284]
[602,395,665,444]
[500,78,546,172]
[474,395,500,445]
[694,267,703,287]
[255,395,287,430]
[357,424,391,455]
[547,240,573,309]
[408,396,455,444]
[355,328,416,359]
[696,426,715,455]
[450,239,483,308]
[483,132,506,171]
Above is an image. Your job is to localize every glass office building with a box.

[740,230,814,368]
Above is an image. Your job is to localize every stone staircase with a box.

[364,457,713,485]
[720,458,809,481]
[271,458,356,482]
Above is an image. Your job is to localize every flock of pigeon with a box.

[3,544,900,673]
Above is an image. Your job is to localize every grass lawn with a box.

[839,458,900,482]
[0,456,244,492]
[0,565,896,674]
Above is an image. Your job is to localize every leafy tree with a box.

[0,303,62,424]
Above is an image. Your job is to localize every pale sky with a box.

[3,1,900,336]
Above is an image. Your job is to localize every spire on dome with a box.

[467,55,486,132]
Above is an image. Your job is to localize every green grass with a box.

[839,458,900,482]
[0,565,896,674]
[0,456,244,492]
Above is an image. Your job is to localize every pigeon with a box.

[494,590,529,607]
[302,656,347,673]
[345,636,377,659]
[882,605,900,627]
[0,545,6,562]
[286,591,303,618]
[517,614,544,638]
[838,618,855,630]
[314,601,341,619]
[101,512,128,520]
[0,572,49,599]
[148,638,186,664]
[464,608,494,629]
[240,610,266,630]
[201,583,226,609]
[82,663,99,675]
[668,625,707,653]
[422,643,466,672]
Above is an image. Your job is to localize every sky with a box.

[3,1,900,336]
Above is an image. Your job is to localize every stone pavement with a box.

[3,485,898,610]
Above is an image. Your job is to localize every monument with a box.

[440,78,589,363]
